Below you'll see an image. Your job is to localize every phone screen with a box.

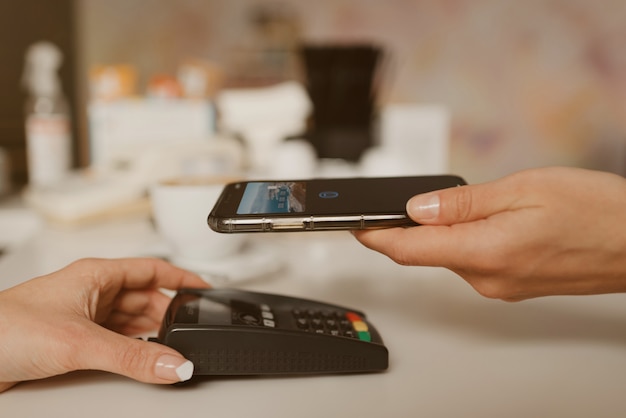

[237,182,306,214]
[235,177,427,216]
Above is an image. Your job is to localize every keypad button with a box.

[320,310,338,320]
[291,309,373,342]
[343,330,356,338]
[311,318,324,329]
[346,312,362,322]
[352,321,368,332]
[357,331,372,342]
[339,319,351,329]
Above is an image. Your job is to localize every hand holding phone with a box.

[208,175,467,233]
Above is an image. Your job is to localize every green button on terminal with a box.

[358,331,372,342]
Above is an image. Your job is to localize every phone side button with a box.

[269,219,305,231]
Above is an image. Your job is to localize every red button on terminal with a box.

[345,312,362,322]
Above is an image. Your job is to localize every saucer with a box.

[170,242,284,285]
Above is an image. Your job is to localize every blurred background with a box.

[1,0,625,193]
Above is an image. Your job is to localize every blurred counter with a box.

[2,209,626,417]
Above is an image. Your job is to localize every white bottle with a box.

[22,41,72,189]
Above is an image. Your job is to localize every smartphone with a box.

[208,175,466,233]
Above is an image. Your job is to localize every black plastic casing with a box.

[156,288,388,376]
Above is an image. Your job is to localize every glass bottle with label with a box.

[23,41,72,189]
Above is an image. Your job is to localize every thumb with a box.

[79,327,193,384]
[406,182,511,225]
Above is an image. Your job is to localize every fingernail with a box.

[407,194,440,220]
[155,354,194,382]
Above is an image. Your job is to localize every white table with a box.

[2,212,626,417]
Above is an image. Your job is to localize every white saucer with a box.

[170,242,284,285]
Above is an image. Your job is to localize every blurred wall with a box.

[76,0,626,183]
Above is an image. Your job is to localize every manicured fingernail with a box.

[407,194,440,220]
[155,354,194,382]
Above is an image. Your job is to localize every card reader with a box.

[152,288,388,376]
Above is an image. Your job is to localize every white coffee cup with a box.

[150,177,247,262]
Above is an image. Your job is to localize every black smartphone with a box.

[208,175,466,233]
